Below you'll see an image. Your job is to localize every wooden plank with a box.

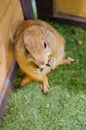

[0,0,24,119]
[55,0,86,18]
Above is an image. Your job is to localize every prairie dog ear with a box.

[23,29,33,51]
[23,29,32,44]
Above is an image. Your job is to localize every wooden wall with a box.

[0,0,24,93]
[56,0,86,17]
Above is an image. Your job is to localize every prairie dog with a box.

[14,20,73,94]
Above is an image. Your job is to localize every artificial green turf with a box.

[0,22,86,130]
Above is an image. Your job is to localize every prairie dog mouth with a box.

[34,67,43,73]
[40,68,44,72]
[39,63,51,72]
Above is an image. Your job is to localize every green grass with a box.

[0,22,86,130]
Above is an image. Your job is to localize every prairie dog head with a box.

[23,25,56,68]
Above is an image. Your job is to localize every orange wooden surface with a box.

[0,0,24,90]
[55,0,86,17]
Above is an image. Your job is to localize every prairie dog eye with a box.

[44,42,47,49]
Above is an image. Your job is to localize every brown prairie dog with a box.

[14,20,73,94]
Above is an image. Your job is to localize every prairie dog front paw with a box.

[34,66,51,74]
[48,58,55,69]
[34,68,43,73]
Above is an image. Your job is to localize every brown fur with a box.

[14,20,73,94]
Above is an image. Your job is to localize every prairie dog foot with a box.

[42,81,49,94]
[59,57,74,65]
[66,57,75,64]
[20,76,31,87]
